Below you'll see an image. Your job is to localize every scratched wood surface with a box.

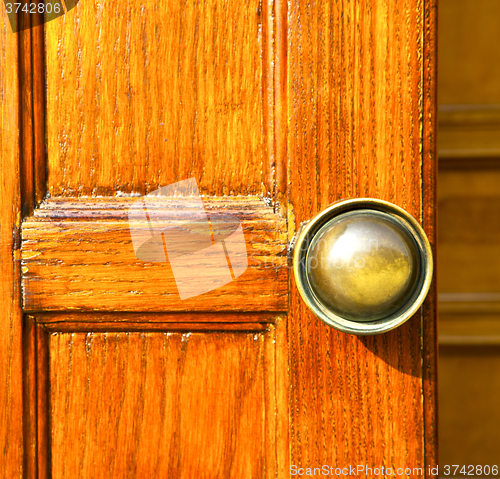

[22,197,287,312]
[0,7,24,478]
[287,0,437,475]
[43,328,279,478]
[44,0,276,198]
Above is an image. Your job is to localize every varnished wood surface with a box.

[19,9,34,217]
[11,0,438,475]
[0,8,24,477]
[422,0,439,467]
[35,311,281,324]
[287,0,436,474]
[37,328,281,478]
[44,0,280,199]
[42,321,269,332]
[33,15,46,205]
[22,197,287,312]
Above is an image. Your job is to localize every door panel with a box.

[45,0,268,197]
[45,328,277,478]
[22,198,287,311]
[287,0,438,467]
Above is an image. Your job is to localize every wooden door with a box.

[1,0,437,477]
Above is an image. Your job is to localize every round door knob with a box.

[293,198,433,335]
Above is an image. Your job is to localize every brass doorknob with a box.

[293,198,433,335]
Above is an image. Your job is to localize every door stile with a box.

[422,0,439,472]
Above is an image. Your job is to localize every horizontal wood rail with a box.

[22,197,288,312]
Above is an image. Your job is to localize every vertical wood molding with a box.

[422,0,439,474]
[32,14,46,205]
[36,322,50,479]
[18,8,35,216]
[23,316,37,479]
[23,317,51,479]
[0,7,23,476]
[18,8,45,215]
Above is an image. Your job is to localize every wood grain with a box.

[15,0,438,474]
[287,0,435,473]
[23,317,37,479]
[22,197,288,312]
[42,321,269,332]
[44,0,281,199]
[19,6,45,214]
[33,14,46,205]
[19,8,34,217]
[43,330,278,478]
[422,0,438,470]
[0,7,24,477]
[35,311,281,324]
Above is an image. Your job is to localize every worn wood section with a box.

[287,0,436,473]
[22,197,287,312]
[44,0,283,199]
[0,7,23,477]
[36,329,280,478]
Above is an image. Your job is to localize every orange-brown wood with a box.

[44,0,281,199]
[36,320,50,479]
[23,317,37,479]
[422,0,439,470]
[36,328,280,477]
[8,0,438,476]
[287,0,437,474]
[32,14,46,205]
[19,8,35,217]
[0,7,24,477]
[35,311,281,324]
[22,197,287,312]
[42,322,269,332]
